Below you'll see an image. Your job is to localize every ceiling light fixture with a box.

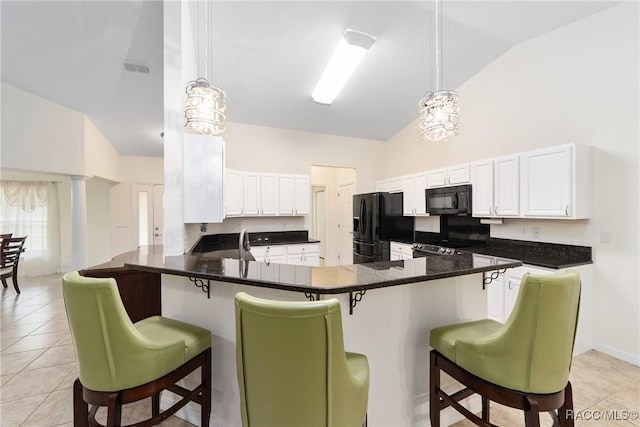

[311,29,376,105]
[419,0,459,141]
[185,0,226,135]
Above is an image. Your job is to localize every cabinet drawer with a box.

[287,243,319,254]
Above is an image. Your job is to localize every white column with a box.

[70,175,88,270]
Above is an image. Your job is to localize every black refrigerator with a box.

[353,192,414,264]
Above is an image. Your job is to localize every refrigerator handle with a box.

[361,198,367,234]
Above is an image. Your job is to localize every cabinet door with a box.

[494,155,520,217]
[225,169,244,217]
[260,173,278,215]
[183,134,225,223]
[387,177,404,193]
[427,168,448,188]
[293,175,310,215]
[447,163,471,185]
[487,276,505,323]
[504,276,522,321]
[471,160,494,217]
[521,145,572,217]
[402,175,414,215]
[278,174,295,215]
[375,180,389,192]
[412,173,428,215]
[243,172,260,216]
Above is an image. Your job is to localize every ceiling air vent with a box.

[123,60,150,74]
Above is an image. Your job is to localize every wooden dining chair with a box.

[1,236,27,294]
[0,233,13,240]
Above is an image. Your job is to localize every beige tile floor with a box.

[1,274,639,426]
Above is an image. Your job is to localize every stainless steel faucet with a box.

[239,229,251,260]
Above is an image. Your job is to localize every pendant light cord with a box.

[435,0,441,91]
[204,0,208,81]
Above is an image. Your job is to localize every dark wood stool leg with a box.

[1,277,8,288]
[152,392,161,417]
[106,392,122,427]
[430,351,441,427]
[558,382,574,427]
[481,396,490,422]
[73,379,89,427]
[201,348,212,427]
[524,396,541,427]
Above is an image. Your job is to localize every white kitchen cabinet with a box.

[278,174,309,216]
[287,243,320,266]
[471,155,519,218]
[401,173,429,216]
[387,177,404,193]
[390,241,413,261]
[375,180,389,192]
[183,134,225,223]
[260,173,278,215]
[293,175,310,215]
[224,168,244,217]
[520,143,591,219]
[251,245,287,264]
[242,172,260,216]
[427,163,471,188]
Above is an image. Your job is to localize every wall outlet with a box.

[532,227,540,238]
[521,227,528,237]
[600,231,613,244]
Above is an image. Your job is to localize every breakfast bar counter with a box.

[83,246,521,426]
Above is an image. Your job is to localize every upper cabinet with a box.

[403,172,429,216]
[427,163,471,188]
[259,173,279,216]
[183,135,225,223]
[471,155,520,218]
[520,143,591,219]
[279,174,309,215]
[225,170,310,218]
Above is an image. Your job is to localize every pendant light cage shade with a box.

[419,89,459,141]
[185,78,227,135]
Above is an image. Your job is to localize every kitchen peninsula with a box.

[82,245,521,426]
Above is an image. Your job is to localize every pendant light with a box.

[185,0,226,135]
[419,0,459,142]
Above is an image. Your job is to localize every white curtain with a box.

[0,181,61,276]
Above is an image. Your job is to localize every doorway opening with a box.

[310,166,356,266]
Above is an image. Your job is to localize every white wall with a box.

[383,3,639,363]
[84,117,120,182]
[1,83,85,176]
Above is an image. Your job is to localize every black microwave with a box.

[425,184,472,215]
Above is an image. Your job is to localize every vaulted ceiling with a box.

[1,1,619,157]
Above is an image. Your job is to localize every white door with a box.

[471,160,494,217]
[521,145,572,217]
[338,183,354,265]
[152,185,164,245]
[278,174,295,215]
[293,175,310,215]
[243,172,260,216]
[225,169,244,217]
[313,187,327,259]
[494,155,520,217]
[132,184,164,248]
[260,173,278,215]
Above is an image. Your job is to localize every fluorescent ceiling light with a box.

[312,29,376,105]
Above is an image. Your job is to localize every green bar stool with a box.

[235,292,370,427]
[62,271,212,427]
[429,271,581,427]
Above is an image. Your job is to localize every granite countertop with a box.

[190,230,320,252]
[465,238,592,269]
[413,231,592,269]
[109,246,522,295]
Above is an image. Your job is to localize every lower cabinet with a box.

[251,243,319,266]
[390,241,413,261]
[487,265,553,323]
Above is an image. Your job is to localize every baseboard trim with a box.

[160,394,224,426]
[593,341,640,366]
